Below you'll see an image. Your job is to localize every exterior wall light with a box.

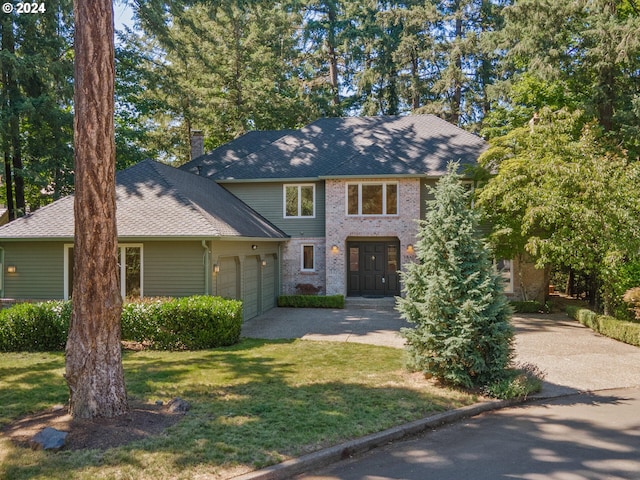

[261,260,267,267]
[406,244,414,254]
[251,244,258,250]
[213,264,220,273]
[7,265,16,273]
[331,245,339,253]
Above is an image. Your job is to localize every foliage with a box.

[484,363,545,400]
[0,301,71,352]
[397,163,514,389]
[484,0,640,157]
[477,108,640,314]
[0,296,242,352]
[0,341,477,478]
[510,300,549,314]
[121,296,243,350]
[277,294,345,308]
[622,287,640,322]
[0,0,75,217]
[566,305,640,348]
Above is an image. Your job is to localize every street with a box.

[298,387,640,480]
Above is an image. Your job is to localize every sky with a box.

[114,2,136,34]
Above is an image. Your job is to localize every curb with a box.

[232,398,519,480]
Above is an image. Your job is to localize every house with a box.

[0,160,288,319]
[0,115,547,320]
[181,114,521,298]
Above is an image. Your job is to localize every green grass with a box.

[0,339,477,479]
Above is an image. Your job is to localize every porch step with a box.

[344,296,397,310]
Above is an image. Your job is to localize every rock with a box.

[30,427,68,451]
[166,397,190,414]
[155,400,164,406]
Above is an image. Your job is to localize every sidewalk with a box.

[237,301,640,480]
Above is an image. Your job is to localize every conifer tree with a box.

[397,163,513,389]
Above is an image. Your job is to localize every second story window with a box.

[347,182,398,216]
[284,184,315,218]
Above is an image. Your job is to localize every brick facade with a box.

[281,237,326,295]
[324,178,421,295]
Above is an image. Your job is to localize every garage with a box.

[243,256,260,320]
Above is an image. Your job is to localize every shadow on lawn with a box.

[1,338,466,479]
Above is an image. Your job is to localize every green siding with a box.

[419,179,438,219]
[223,181,325,237]
[1,241,66,300]
[144,241,205,297]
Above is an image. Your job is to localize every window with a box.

[64,244,143,300]
[496,259,514,293]
[301,244,315,271]
[347,182,398,216]
[284,184,315,218]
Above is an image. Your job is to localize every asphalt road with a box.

[297,387,640,480]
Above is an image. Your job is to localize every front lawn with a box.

[0,339,478,479]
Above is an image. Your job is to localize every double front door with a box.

[347,240,400,297]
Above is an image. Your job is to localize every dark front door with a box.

[347,240,400,297]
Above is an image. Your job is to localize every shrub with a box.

[622,287,640,321]
[278,295,345,308]
[295,283,322,295]
[510,300,550,314]
[0,301,71,352]
[566,305,640,348]
[0,296,242,352]
[484,363,545,400]
[122,296,243,350]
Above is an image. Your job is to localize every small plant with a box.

[484,363,545,400]
[295,283,323,295]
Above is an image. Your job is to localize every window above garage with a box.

[284,184,315,218]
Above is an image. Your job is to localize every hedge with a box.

[121,296,243,350]
[0,301,71,352]
[277,294,345,308]
[566,305,640,348]
[0,296,243,352]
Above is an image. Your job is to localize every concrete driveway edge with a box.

[231,398,520,480]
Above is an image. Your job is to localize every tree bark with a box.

[65,0,128,419]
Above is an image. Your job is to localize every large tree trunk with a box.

[65,0,128,419]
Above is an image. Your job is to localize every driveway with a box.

[240,300,640,480]
[242,300,640,398]
[241,298,409,348]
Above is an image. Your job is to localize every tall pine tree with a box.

[397,162,513,389]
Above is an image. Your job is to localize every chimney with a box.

[190,130,204,160]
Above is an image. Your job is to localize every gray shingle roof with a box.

[182,115,487,181]
[0,160,288,240]
[180,130,294,178]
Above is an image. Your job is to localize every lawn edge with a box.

[231,398,521,480]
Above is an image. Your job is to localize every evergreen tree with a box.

[397,162,513,389]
